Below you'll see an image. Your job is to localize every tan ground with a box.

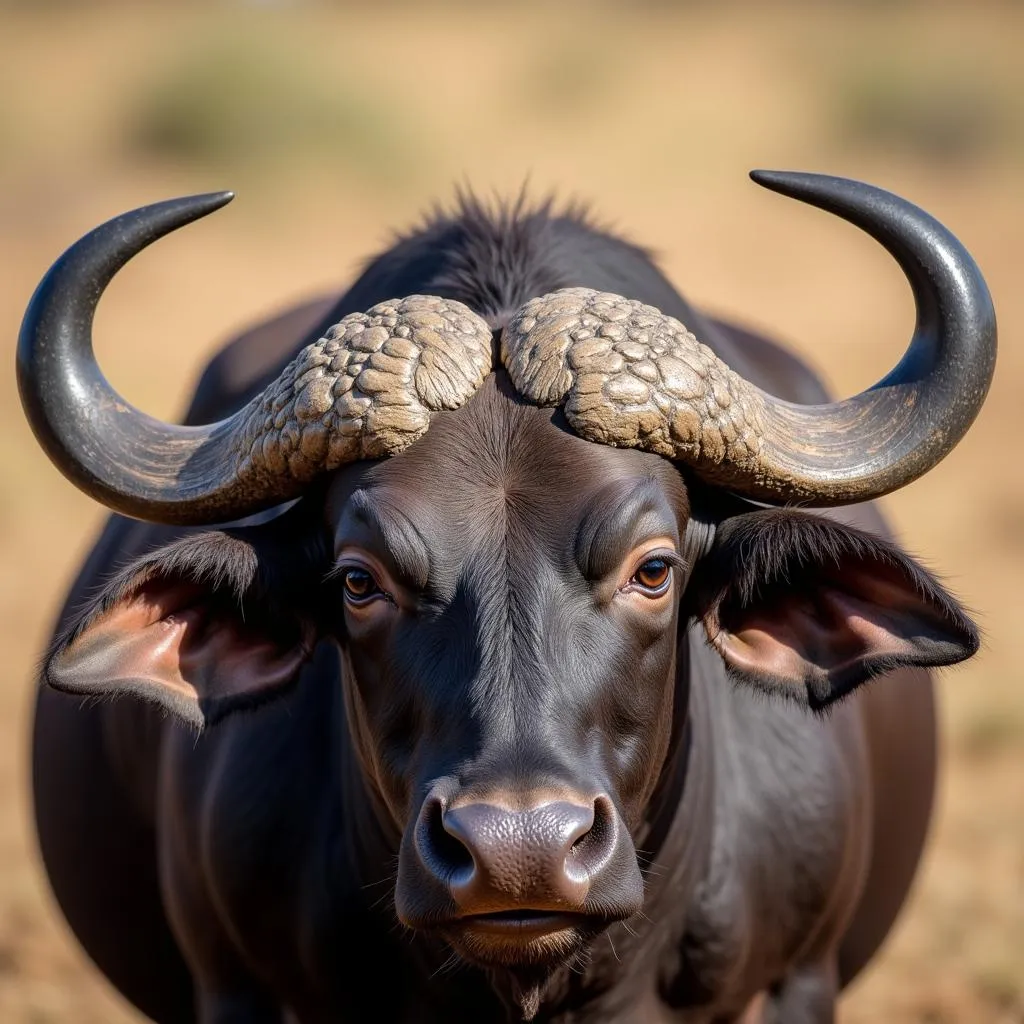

[0,3,1021,1021]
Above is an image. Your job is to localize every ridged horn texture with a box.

[502,171,996,505]
[17,193,493,526]
[18,173,996,524]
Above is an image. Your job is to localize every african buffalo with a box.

[19,172,995,1023]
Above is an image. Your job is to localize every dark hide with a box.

[33,196,974,1024]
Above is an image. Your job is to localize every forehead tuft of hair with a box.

[344,187,653,329]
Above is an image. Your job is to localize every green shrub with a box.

[128,33,408,179]
[832,58,1015,162]
[524,46,616,112]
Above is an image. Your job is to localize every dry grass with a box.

[0,3,1021,1021]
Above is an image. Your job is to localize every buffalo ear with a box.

[45,505,330,729]
[687,510,978,710]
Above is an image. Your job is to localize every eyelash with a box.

[624,554,679,597]
[337,565,387,607]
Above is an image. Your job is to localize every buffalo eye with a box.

[631,557,672,596]
[342,567,383,606]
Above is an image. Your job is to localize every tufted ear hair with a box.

[685,508,978,710]
[44,500,332,729]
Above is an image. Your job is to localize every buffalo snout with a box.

[405,789,644,946]
[427,798,604,912]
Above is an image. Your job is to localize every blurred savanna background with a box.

[0,0,1021,1020]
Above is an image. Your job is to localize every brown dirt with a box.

[0,3,1020,1021]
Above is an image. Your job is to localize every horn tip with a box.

[202,190,235,209]
[749,169,819,195]
[749,170,876,214]
[180,190,235,216]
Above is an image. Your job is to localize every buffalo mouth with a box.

[460,909,583,932]
[438,909,611,969]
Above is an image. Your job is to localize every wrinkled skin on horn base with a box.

[17,174,995,525]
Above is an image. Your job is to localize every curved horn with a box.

[502,172,996,506]
[18,195,493,525]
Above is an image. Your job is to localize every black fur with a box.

[33,193,973,1024]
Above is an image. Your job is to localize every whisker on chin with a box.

[370,891,396,913]
[428,951,462,980]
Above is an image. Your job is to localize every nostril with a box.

[566,795,617,880]
[416,799,474,883]
[569,813,605,856]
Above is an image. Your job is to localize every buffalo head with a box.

[21,173,992,997]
